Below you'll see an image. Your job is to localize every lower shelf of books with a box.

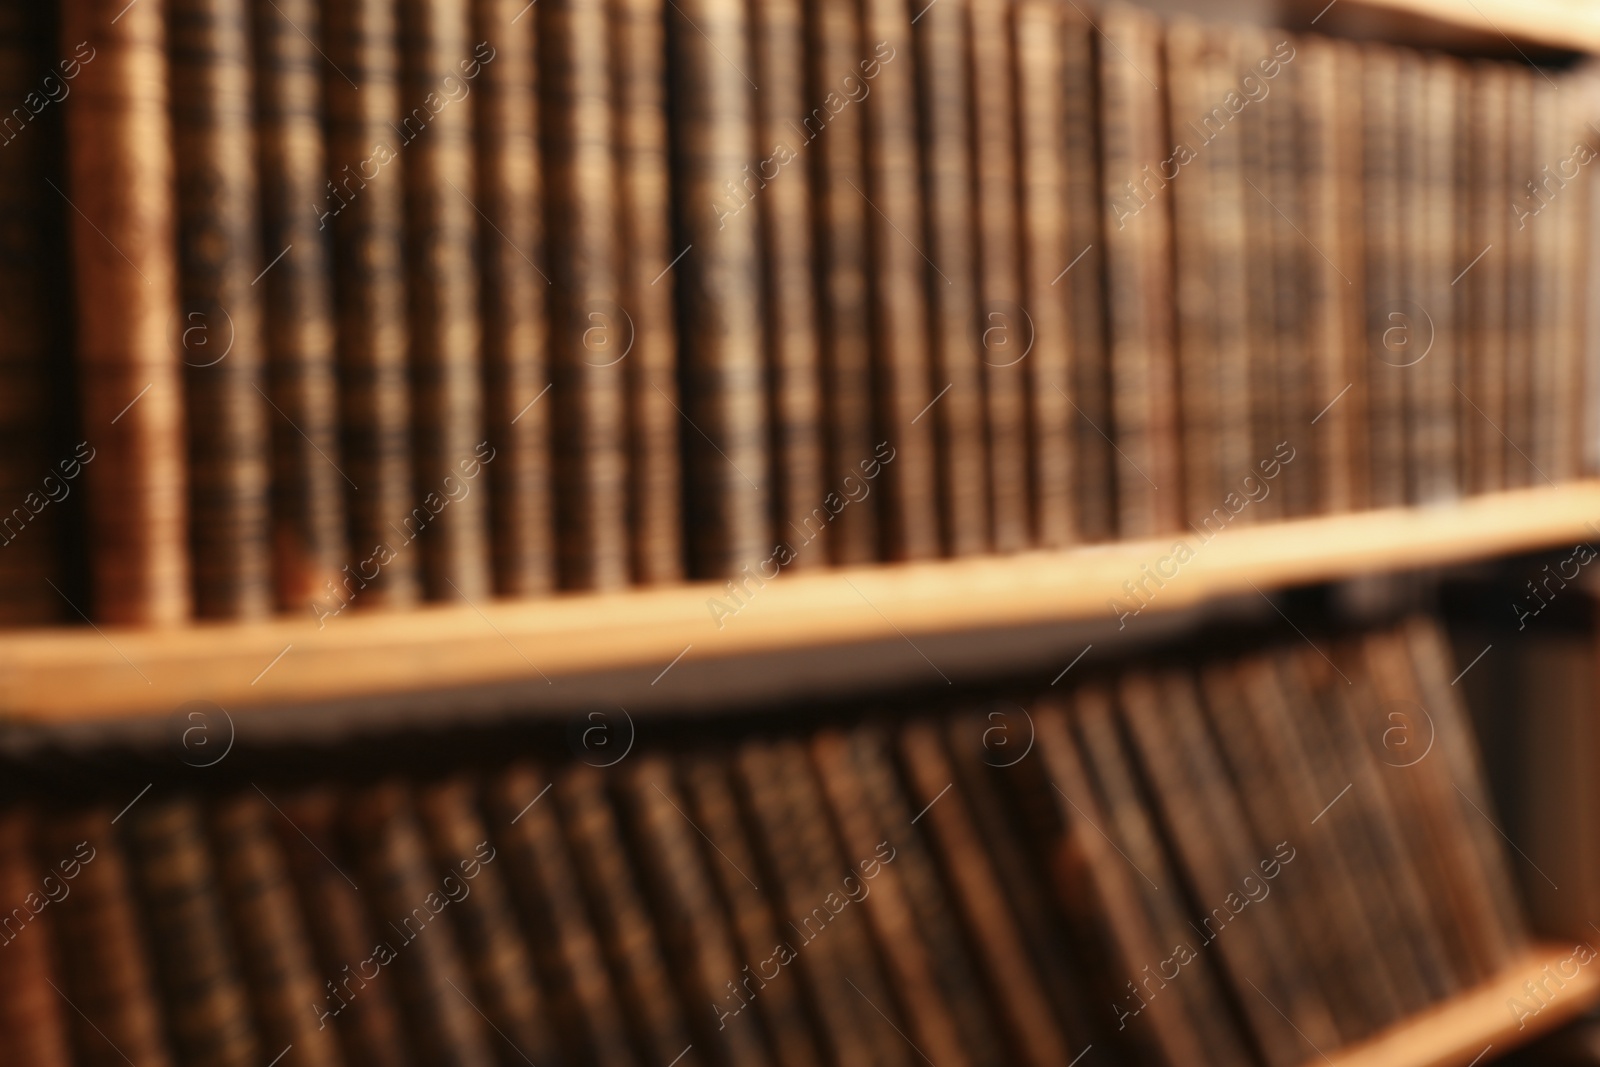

[1315,941,1600,1067]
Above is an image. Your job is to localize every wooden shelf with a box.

[1290,0,1600,55]
[1312,940,1600,1067]
[4,481,1599,725]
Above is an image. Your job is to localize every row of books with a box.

[0,616,1523,1065]
[6,0,1597,627]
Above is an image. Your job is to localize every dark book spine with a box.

[1361,45,1406,506]
[322,0,419,607]
[60,0,190,625]
[470,0,555,597]
[611,0,684,584]
[251,0,350,612]
[914,0,987,557]
[1015,0,1074,549]
[0,0,72,625]
[0,810,74,1066]
[543,0,629,589]
[127,798,262,1067]
[668,0,770,577]
[803,0,877,565]
[748,0,824,571]
[398,0,492,599]
[969,0,1029,553]
[859,0,937,561]
[169,0,273,620]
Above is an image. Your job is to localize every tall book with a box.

[1501,66,1535,488]
[611,0,684,584]
[251,0,350,611]
[1266,32,1314,518]
[1360,43,1405,507]
[169,0,273,619]
[0,0,71,625]
[128,798,262,1067]
[669,0,769,577]
[969,0,1028,553]
[860,0,938,561]
[1015,0,1074,549]
[915,0,988,557]
[322,0,419,608]
[398,0,491,599]
[804,0,877,565]
[60,0,189,625]
[1099,5,1179,538]
[471,0,555,597]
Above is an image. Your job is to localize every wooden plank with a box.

[1311,940,1600,1067]
[1304,0,1600,55]
[3,481,1600,723]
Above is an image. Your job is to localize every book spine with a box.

[1361,44,1405,506]
[60,0,190,625]
[322,0,419,608]
[470,0,555,597]
[611,0,684,584]
[251,0,350,612]
[169,0,273,619]
[0,810,74,1066]
[746,0,823,571]
[544,0,630,590]
[398,0,492,599]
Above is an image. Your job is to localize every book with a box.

[60,0,190,625]
[610,0,684,585]
[251,0,350,612]
[322,0,419,608]
[0,809,73,1066]
[667,0,770,577]
[169,0,274,620]
[471,0,557,598]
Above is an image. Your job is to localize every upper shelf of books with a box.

[3,481,1597,725]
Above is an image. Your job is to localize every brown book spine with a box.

[1330,40,1370,511]
[41,808,174,1067]
[344,783,497,1067]
[615,757,768,1067]
[860,0,937,562]
[323,0,419,608]
[1551,80,1590,482]
[914,0,987,557]
[557,765,700,1066]
[669,0,769,577]
[415,777,563,1067]
[804,0,877,565]
[611,0,683,584]
[1061,8,1113,543]
[1361,44,1405,507]
[169,0,273,620]
[128,797,262,1067]
[1266,33,1314,518]
[60,0,189,625]
[747,0,823,571]
[471,0,555,597]
[252,0,350,611]
[398,0,491,599]
[809,731,972,1067]
[209,793,347,1067]
[679,754,826,1067]
[1502,66,1535,487]
[0,810,73,1066]
[544,0,628,589]
[1015,0,1073,549]
[0,0,71,625]
[1099,5,1179,538]
[274,789,414,1067]
[969,0,1029,553]
[486,766,638,1067]
[1234,26,1281,525]
[898,721,1069,1067]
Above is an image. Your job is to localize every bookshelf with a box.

[1314,941,1600,1067]
[5,480,1598,724]
[1325,0,1600,55]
